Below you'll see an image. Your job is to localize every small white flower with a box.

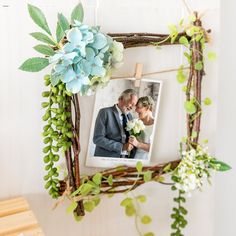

[172,145,216,195]
[111,41,124,68]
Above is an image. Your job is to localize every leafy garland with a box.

[20,4,231,236]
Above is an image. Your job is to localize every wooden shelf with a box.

[0,197,44,236]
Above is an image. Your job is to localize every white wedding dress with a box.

[134,124,153,160]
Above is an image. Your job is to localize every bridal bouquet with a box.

[126,119,145,137]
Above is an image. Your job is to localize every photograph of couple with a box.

[93,89,154,159]
[86,79,162,167]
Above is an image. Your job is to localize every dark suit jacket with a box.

[93,105,133,157]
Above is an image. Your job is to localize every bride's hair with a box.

[137,96,155,111]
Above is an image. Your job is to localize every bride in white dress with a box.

[128,96,155,160]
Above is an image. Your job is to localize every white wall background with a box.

[214,0,236,235]
[1,0,234,236]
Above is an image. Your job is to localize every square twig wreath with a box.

[20,3,230,235]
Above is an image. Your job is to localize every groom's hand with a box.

[122,143,133,151]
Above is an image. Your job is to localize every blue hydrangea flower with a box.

[49,21,124,95]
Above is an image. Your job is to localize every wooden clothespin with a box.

[133,63,143,88]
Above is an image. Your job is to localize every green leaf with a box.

[171,176,179,183]
[184,101,197,115]
[65,91,73,96]
[208,52,217,61]
[143,171,152,182]
[136,161,143,173]
[179,18,184,27]
[184,52,191,63]
[53,154,59,162]
[115,166,126,172]
[136,195,146,203]
[43,174,49,181]
[179,36,189,47]
[181,136,187,143]
[144,232,155,236]
[182,86,187,92]
[44,74,50,81]
[65,132,73,138]
[73,212,83,222]
[66,201,78,214]
[191,131,198,138]
[177,66,187,84]
[203,139,209,144]
[92,173,102,186]
[80,183,94,196]
[168,24,178,35]
[204,97,212,105]
[107,175,113,186]
[189,14,197,22]
[171,223,178,230]
[141,215,152,224]
[194,61,203,71]
[43,124,50,131]
[71,3,84,23]
[42,91,50,97]
[56,22,64,43]
[179,197,186,203]
[171,34,178,44]
[211,159,232,171]
[179,206,188,215]
[28,4,51,35]
[52,146,59,152]
[163,163,172,172]
[30,32,56,45]
[187,26,200,37]
[171,185,177,191]
[84,201,95,212]
[195,34,203,42]
[34,44,55,56]
[19,57,49,72]
[43,155,50,163]
[168,24,178,44]
[58,13,70,32]
[125,204,136,217]
[71,183,94,197]
[44,181,51,189]
[120,198,133,207]
[41,102,49,108]
[177,74,186,83]
[51,86,58,94]
[93,197,101,206]
[154,175,165,183]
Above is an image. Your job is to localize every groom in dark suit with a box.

[93,89,138,158]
